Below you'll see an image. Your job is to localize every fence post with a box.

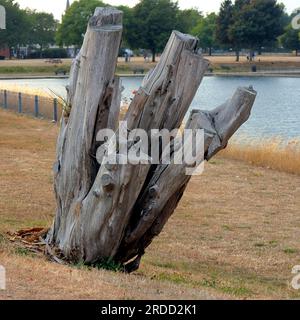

[4,90,7,109]
[34,95,39,117]
[18,92,22,113]
[53,98,58,122]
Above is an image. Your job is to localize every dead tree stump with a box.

[46,7,257,272]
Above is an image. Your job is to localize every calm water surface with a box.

[1,76,299,141]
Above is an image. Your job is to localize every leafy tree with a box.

[216,0,284,61]
[27,11,57,54]
[280,10,292,29]
[216,0,243,61]
[192,13,217,56]
[229,0,285,60]
[228,0,252,61]
[117,5,134,48]
[0,0,30,49]
[176,8,203,34]
[216,0,233,47]
[127,0,180,62]
[56,0,105,47]
[280,24,300,56]
[234,0,251,10]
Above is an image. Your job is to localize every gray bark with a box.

[47,7,123,254]
[47,7,257,271]
[117,86,257,267]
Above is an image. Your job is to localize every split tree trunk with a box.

[46,7,257,271]
[47,7,123,257]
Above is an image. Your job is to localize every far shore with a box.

[0,71,299,80]
[0,55,299,79]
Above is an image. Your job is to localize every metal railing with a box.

[0,89,62,122]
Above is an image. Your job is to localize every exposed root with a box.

[44,242,66,265]
[8,227,48,249]
[7,228,65,264]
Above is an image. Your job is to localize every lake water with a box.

[1,76,299,141]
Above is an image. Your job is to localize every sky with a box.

[15,0,300,21]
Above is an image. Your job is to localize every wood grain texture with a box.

[76,30,209,262]
[47,7,123,257]
[47,7,257,270]
[117,87,257,265]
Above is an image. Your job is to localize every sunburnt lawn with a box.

[0,109,299,299]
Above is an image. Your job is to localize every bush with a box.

[27,48,68,59]
[27,51,41,59]
[42,48,68,59]
[220,65,231,70]
[118,47,126,57]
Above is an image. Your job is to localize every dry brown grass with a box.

[221,139,300,175]
[0,109,300,300]
[118,55,300,64]
[0,83,54,98]
[1,56,298,68]
[0,59,72,68]
[205,55,300,65]
[0,55,299,74]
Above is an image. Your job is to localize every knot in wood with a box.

[101,174,115,192]
[149,185,159,198]
[93,189,101,197]
[105,163,118,171]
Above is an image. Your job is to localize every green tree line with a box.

[0,0,57,55]
[0,0,299,60]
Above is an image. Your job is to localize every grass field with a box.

[0,59,71,75]
[0,109,300,300]
[0,55,299,76]
[221,138,300,175]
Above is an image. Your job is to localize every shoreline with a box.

[1,107,299,175]
[0,71,299,80]
[206,71,300,78]
[0,56,299,80]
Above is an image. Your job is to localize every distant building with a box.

[0,47,9,59]
[66,0,70,11]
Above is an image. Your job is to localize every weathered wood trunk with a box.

[47,7,257,271]
[47,7,123,257]
[116,86,256,268]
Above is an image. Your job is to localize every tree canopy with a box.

[27,11,57,50]
[56,0,202,60]
[229,0,285,54]
[280,24,300,56]
[0,0,57,55]
[117,5,135,48]
[56,0,105,47]
[216,0,234,49]
[192,13,217,56]
[0,0,29,48]
[126,0,180,62]
[176,8,203,34]
[216,0,286,61]
[54,0,291,61]
[0,0,294,59]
